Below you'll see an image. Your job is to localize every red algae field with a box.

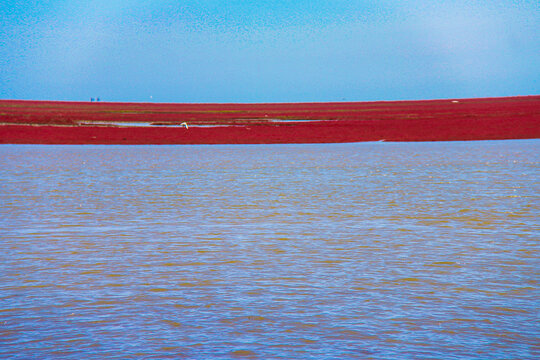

[0,96,539,144]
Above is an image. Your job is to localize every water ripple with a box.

[1,140,538,359]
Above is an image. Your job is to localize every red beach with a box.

[0,96,538,144]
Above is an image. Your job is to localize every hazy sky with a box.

[1,0,538,103]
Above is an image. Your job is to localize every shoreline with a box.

[1,96,538,144]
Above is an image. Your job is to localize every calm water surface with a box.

[0,140,538,359]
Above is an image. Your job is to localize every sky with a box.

[0,0,538,103]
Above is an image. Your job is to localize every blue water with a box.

[0,140,538,359]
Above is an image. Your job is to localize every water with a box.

[0,140,538,359]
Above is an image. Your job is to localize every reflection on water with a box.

[0,140,538,359]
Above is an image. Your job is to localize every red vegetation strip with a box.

[1,96,539,144]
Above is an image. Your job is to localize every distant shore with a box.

[1,96,539,144]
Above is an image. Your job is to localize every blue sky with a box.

[1,0,538,102]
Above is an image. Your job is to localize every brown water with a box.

[0,140,538,359]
